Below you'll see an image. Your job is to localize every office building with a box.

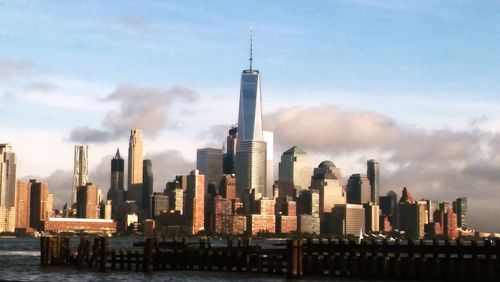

[15,180,30,230]
[297,189,320,217]
[346,174,372,204]
[263,131,274,198]
[310,161,346,214]
[197,148,223,190]
[219,174,236,199]
[367,159,379,204]
[72,145,89,205]
[235,140,267,210]
[235,34,267,210]
[223,127,238,174]
[77,183,99,219]
[127,129,143,208]
[1,144,17,230]
[433,208,459,239]
[107,149,125,220]
[165,178,185,215]
[29,180,49,230]
[0,144,16,207]
[453,197,467,229]
[326,204,365,236]
[379,190,397,216]
[197,147,223,228]
[100,200,112,220]
[151,192,169,218]
[185,170,205,235]
[142,159,154,217]
[363,202,380,233]
[396,187,426,239]
[278,146,312,198]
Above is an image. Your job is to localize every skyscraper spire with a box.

[249,26,253,70]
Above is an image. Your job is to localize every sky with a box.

[1,0,500,231]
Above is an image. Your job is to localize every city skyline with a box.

[1,1,500,232]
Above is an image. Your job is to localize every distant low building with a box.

[43,217,116,234]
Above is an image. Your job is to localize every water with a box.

[0,238,293,282]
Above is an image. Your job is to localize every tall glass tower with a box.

[0,144,16,207]
[107,148,125,219]
[72,145,89,205]
[236,30,267,208]
[237,68,263,142]
[367,159,380,204]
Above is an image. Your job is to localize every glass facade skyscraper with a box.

[72,145,89,205]
[367,159,379,204]
[235,38,267,204]
[237,69,263,142]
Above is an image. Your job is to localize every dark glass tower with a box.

[223,127,238,174]
[142,159,154,218]
[367,159,380,204]
[107,148,125,219]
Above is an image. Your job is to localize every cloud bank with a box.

[264,105,500,232]
[69,84,199,143]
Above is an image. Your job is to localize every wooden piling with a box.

[142,237,153,273]
[99,237,108,272]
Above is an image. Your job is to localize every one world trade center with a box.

[235,30,267,211]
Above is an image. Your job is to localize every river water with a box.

[0,237,302,281]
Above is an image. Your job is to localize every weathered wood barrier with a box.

[40,236,500,280]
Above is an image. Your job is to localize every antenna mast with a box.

[249,26,253,70]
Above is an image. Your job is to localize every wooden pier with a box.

[40,236,500,280]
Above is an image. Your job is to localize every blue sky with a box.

[2,0,500,231]
[2,1,499,94]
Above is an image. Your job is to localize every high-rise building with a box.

[278,146,312,197]
[29,180,49,230]
[237,31,263,143]
[326,204,365,236]
[263,131,274,198]
[433,208,459,239]
[0,144,17,232]
[363,202,380,233]
[15,180,30,230]
[235,33,267,210]
[77,183,99,219]
[0,144,17,208]
[127,129,144,208]
[107,149,125,220]
[142,159,154,217]
[379,190,397,217]
[151,192,168,218]
[100,200,112,220]
[346,174,372,204]
[223,127,238,174]
[235,140,267,211]
[46,193,54,218]
[367,159,379,204]
[453,197,467,229]
[165,176,186,215]
[72,145,89,205]
[219,174,236,199]
[196,148,223,193]
[185,170,205,235]
[396,187,426,239]
[297,189,320,217]
[310,161,346,214]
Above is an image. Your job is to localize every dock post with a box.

[99,237,108,272]
[40,237,47,266]
[287,240,295,278]
[143,237,153,273]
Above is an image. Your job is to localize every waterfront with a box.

[0,238,288,282]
